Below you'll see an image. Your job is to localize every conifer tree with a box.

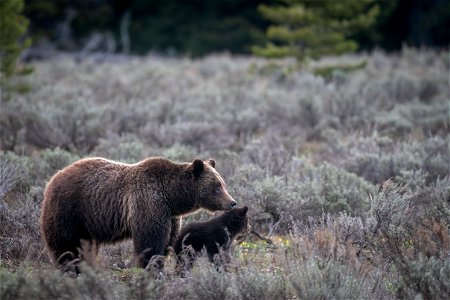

[253,0,379,61]
[0,0,31,78]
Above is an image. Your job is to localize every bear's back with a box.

[41,157,134,242]
[44,158,130,203]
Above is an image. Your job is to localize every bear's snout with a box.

[229,200,237,209]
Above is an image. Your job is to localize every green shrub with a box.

[253,1,379,61]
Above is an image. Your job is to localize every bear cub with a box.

[174,206,249,274]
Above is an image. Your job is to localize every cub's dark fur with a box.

[174,206,249,273]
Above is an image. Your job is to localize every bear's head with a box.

[189,158,237,211]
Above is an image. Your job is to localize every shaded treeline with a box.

[24,0,450,57]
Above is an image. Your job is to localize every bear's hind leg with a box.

[52,243,82,274]
[46,223,93,274]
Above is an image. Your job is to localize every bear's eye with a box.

[215,186,221,194]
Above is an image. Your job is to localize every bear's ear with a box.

[207,158,216,168]
[191,159,204,177]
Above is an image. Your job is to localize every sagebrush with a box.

[0,48,448,299]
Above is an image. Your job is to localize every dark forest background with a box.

[24,0,450,57]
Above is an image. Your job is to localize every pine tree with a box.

[253,0,379,61]
[0,0,31,78]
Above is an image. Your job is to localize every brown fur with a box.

[39,157,236,271]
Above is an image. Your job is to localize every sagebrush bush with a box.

[420,178,450,227]
[186,259,236,299]
[25,98,106,152]
[29,148,80,188]
[0,159,27,201]
[0,264,121,300]
[1,49,448,299]
[0,149,79,265]
[365,181,450,299]
[0,194,44,265]
[0,152,32,204]
[125,270,165,300]
[242,136,293,176]
[234,264,289,300]
[289,259,380,300]
[288,214,391,299]
[229,161,375,232]
[0,97,30,151]
[286,178,450,299]
[336,135,449,186]
[93,135,145,163]
[298,163,376,217]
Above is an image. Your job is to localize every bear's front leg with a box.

[132,220,170,271]
[165,217,181,255]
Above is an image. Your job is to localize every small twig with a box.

[250,229,274,245]
[268,213,285,237]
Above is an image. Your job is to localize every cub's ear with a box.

[207,158,216,168]
[191,159,204,177]
[239,206,248,215]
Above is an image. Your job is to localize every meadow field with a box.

[1,48,449,299]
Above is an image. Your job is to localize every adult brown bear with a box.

[39,157,236,273]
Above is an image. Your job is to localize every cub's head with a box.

[188,158,237,211]
[226,206,250,237]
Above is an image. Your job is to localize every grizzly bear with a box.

[39,157,237,273]
[174,206,249,274]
